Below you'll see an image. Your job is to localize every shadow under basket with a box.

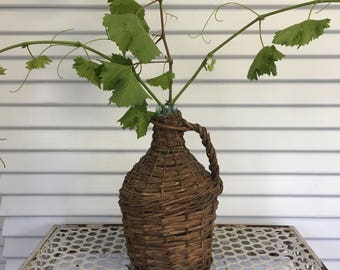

[119,111,223,270]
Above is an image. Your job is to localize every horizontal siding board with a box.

[3,260,23,270]
[3,152,340,173]
[4,195,169,216]
[0,196,122,216]
[0,218,4,267]
[0,130,163,150]
[0,11,104,32]
[1,33,340,56]
[2,82,340,105]
[2,58,340,81]
[1,196,340,217]
[307,239,340,260]
[3,216,340,238]
[0,232,3,246]
[2,217,122,237]
[0,249,4,263]
[4,130,340,151]
[0,130,152,151]
[324,261,340,270]
[0,83,110,104]
[216,218,340,239]
[0,252,3,264]
[174,83,340,105]
[0,9,339,32]
[1,0,108,5]
[3,107,340,128]
[0,1,333,6]
[3,0,340,7]
[3,238,41,258]
[1,175,340,196]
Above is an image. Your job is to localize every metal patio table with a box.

[20,224,327,270]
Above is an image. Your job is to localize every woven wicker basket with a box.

[119,111,223,270]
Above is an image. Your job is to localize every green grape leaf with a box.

[119,102,155,138]
[205,55,216,72]
[247,45,285,80]
[103,14,161,63]
[0,66,6,75]
[109,0,149,32]
[73,56,102,88]
[273,19,331,48]
[101,61,150,106]
[146,71,175,90]
[25,55,52,70]
[111,53,133,66]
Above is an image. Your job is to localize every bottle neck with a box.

[151,111,186,148]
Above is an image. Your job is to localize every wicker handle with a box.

[183,120,220,182]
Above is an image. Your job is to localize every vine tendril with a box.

[316,1,331,13]
[164,10,178,26]
[0,157,5,168]
[57,47,78,79]
[190,2,260,44]
[11,70,32,93]
[0,138,6,168]
[57,37,108,79]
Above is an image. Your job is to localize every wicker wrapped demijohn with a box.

[119,110,223,270]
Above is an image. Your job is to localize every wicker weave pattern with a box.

[119,111,223,270]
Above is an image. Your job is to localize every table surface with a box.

[20,224,327,270]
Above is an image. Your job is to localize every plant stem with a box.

[0,40,112,61]
[26,46,35,58]
[171,0,340,104]
[258,20,265,48]
[134,70,163,106]
[308,2,318,19]
[158,0,174,103]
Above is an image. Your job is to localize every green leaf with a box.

[101,61,150,106]
[0,66,6,75]
[25,55,52,70]
[146,71,175,90]
[111,53,133,66]
[109,0,149,32]
[119,103,155,138]
[273,19,331,48]
[103,14,161,63]
[205,55,216,72]
[73,56,101,88]
[247,45,285,80]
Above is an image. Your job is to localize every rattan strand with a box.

[119,111,223,270]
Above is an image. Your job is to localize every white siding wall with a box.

[1,0,340,269]
[0,217,5,270]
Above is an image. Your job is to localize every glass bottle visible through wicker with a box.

[119,110,223,270]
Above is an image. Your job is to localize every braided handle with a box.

[183,120,220,182]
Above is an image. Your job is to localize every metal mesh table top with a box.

[20,224,327,270]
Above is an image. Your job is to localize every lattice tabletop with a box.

[20,224,327,270]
